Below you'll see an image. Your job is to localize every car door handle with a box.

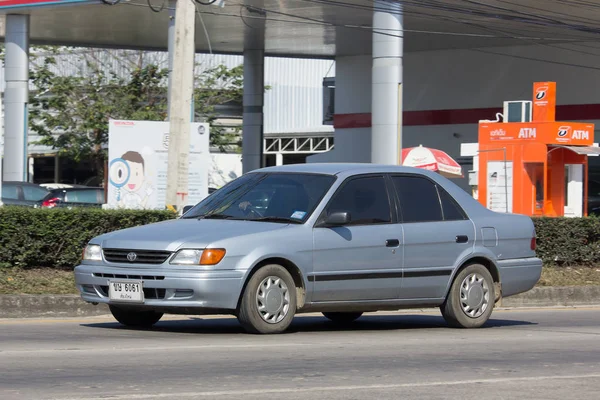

[456,235,469,244]
[386,239,400,247]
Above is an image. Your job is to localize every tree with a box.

[28,47,245,180]
[194,63,244,152]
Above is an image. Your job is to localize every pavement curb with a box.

[2,286,600,318]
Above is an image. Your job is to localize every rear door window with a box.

[391,175,468,222]
[23,185,50,201]
[65,190,101,204]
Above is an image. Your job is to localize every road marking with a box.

[0,342,314,355]
[51,373,600,399]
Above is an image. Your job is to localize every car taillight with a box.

[531,235,537,251]
[42,197,60,208]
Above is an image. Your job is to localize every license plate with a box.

[108,280,144,303]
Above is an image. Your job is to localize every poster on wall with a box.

[487,161,513,213]
[107,120,210,210]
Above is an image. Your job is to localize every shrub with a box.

[0,207,176,269]
[533,216,600,266]
[1,206,599,269]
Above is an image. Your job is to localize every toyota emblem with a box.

[127,252,137,262]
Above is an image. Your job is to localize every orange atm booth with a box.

[477,82,600,217]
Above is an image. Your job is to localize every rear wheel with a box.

[109,305,163,328]
[441,263,495,329]
[322,312,363,324]
[237,264,297,334]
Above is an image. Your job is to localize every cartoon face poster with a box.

[107,120,210,210]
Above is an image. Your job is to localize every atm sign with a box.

[557,126,590,143]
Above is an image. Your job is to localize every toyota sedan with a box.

[74,163,542,334]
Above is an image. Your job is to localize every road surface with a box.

[1,308,600,399]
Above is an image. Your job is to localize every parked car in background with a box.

[1,181,50,207]
[40,183,85,190]
[75,163,541,334]
[42,187,104,208]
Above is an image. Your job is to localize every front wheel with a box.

[237,264,297,334]
[441,264,495,329]
[109,305,163,328]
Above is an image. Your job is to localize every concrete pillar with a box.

[307,55,371,164]
[242,1,266,174]
[371,0,403,165]
[275,152,283,166]
[3,14,30,182]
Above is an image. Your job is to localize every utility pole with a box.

[165,0,196,212]
[166,0,176,120]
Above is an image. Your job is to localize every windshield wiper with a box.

[251,216,302,224]
[197,213,237,220]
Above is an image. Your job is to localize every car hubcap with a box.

[460,273,490,318]
[256,276,290,324]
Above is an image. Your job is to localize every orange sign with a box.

[532,82,556,122]
[479,121,594,146]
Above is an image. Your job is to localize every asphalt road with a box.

[1,308,600,400]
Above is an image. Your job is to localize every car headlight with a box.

[170,249,226,265]
[83,244,102,261]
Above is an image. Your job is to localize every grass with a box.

[1,266,600,295]
[537,266,600,287]
[0,268,77,295]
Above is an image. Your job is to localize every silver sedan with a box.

[74,163,542,334]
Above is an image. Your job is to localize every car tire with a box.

[237,264,297,334]
[109,305,163,328]
[322,312,363,324]
[441,263,495,329]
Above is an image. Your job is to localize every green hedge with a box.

[0,207,176,269]
[533,216,600,266]
[1,207,599,269]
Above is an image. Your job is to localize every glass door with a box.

[564,164,584,218]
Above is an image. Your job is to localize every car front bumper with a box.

[74,264,246,313]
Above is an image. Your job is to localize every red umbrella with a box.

[401,145,463,178]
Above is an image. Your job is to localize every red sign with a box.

[532,81,557,123]
[0,0,93,9]
[479,121,595,146]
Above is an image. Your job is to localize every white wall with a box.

[403,43,600,189]
[314,43,600,187]
[309,55,372,163]
[404,43,600,110]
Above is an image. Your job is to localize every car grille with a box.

[93,273,165,280]
[102,249,171,264]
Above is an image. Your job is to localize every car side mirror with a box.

[323,211,351,226]
[182,205,193,214]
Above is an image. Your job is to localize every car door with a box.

[390,174,474,300]
[21,184,50,207]
[311,174,404,302]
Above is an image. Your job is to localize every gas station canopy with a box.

[0,0,599,57]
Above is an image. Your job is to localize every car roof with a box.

[253,163,438,176]
[2,181,48,187]
[51,187,103,191]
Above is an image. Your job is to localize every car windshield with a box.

[182,172,336,223]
